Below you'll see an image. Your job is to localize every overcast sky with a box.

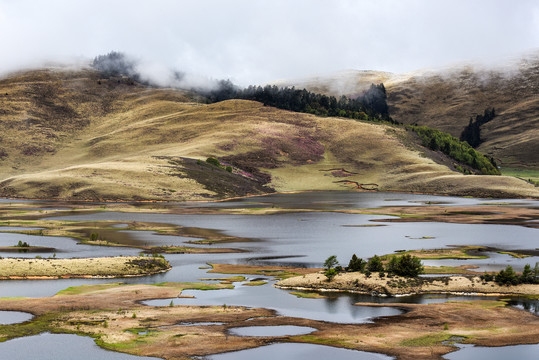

[0,0,538,85]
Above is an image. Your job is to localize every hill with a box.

[0,68,537,201]
[275,53,539,170]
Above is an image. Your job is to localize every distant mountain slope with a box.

[275,54,539,169]
[0,68,537,201]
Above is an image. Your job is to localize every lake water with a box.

[227,325,316,337]
[0,310,33,324]
[0,333,160,360]
[0,192,538,359]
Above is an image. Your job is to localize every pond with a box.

[443,343,539,359]
[0,333,161,360]
[227,325,316,337]
[0,311,33,324]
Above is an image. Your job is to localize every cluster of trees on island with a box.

[324,254,538,286]
[481,263,539,285]
[323,253,424,281]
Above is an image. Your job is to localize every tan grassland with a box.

[277,272,539,297]
[275,55,539,169]
[0,282,538,359]
[0,68,537,201]
[0,256,170,279]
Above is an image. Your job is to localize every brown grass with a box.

[0,256,170,279]
[275,58,539,169]
[1,68,537,201]
[0,282,537,359]
[277,272,539,297]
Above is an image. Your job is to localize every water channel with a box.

[0,192,537,359]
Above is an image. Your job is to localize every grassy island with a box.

[0,256,170,279]
[276,272,539,297]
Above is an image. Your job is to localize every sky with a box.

[0,0,538,85]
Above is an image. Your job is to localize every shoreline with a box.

[276,272,539,298]
[0,187,537,204]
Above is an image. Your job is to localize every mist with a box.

[0,0,538,86]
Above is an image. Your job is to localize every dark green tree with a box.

[367,255,384,273]
[495,265,519,285]
[324,255,339,271]
[520,264,535,284]
[347,254,366,272]
[323,255,339,281]
[393,254,424,277]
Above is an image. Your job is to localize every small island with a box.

[277,254,539,297]
[0,256,170,279]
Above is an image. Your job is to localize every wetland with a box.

[0,191,537,359]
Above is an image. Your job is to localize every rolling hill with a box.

[0,67,537,201]
[275,53,539,170]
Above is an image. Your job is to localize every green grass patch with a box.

[423,266,478,275]
[151,282,234,291]
[447,300,508,309]
[497,251,531,259]
[55,283,124,296]
[501,167,539,185]
[200,276,246,283]
[295,335,346,347]
[289,291,326,299]
[243,280,268,286]
[0,313,58,342]
[400,332,455,347]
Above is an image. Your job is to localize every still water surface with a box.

[0,192,537,359]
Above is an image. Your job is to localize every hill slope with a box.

[275,54,539,169]
[0,68,537,201]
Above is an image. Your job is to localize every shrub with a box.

[347,254,366,272]
[387,254,424,277]
[367,255,384,273]
[225,166,232,173]
[410,125,500,175]
[323,255,339,271]
[480,273,494,282]
[325,268,338,281]
[206,157,221,167]
[495,265,519,285]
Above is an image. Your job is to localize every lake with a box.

[0,191,537,359]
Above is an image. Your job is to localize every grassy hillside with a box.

[276,54,539,169]
[0,68,537,201]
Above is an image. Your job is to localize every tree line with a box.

[207,81,394,123]
[481,263,538,285]
[323,253,424,281]
[460,107,496,148]
[410,125,500,175]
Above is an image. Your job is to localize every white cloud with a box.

[0,0,537,85]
